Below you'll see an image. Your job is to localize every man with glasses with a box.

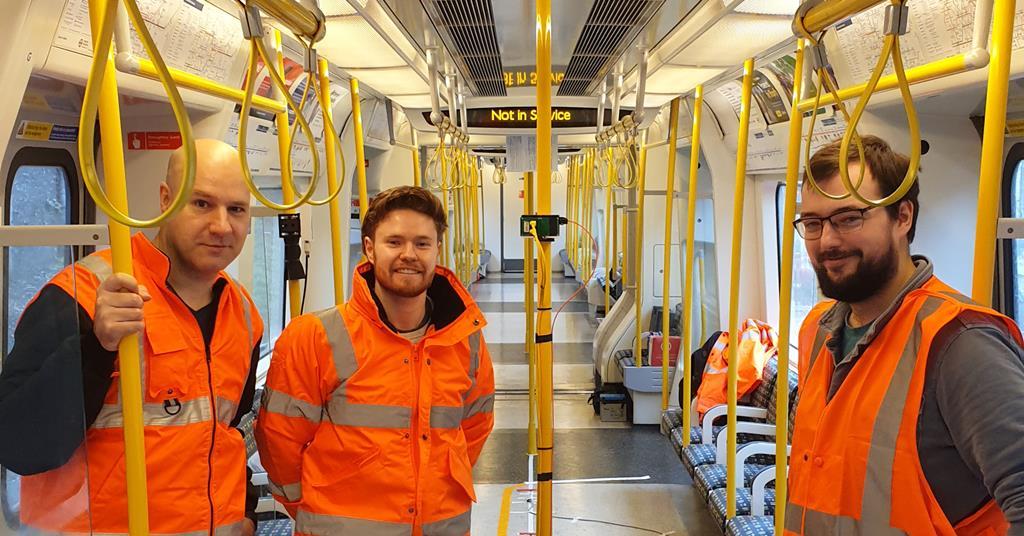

[784,136,1024,535]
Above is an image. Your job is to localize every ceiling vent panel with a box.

[558,0,664,96]
[423,0,506,96]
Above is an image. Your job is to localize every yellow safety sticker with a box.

[16,120,53,141]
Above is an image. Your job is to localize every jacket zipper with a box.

[411,340,421,523]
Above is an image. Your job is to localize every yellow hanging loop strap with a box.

[298,52,347,206]
[238,33,321,211]
[79,0,196,228]
[837,0,921,207]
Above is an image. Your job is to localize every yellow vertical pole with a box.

[660,98,681,409]
[566,159,577,268]
[680,87,703,423]
[412,129,422,187]
[586,150,595,277]
[603,159,613,315]
[725,58,755,519]
[273,31,302,319]
[679,88,704,438]
[318,58,346,304]
[775,40,806,535]
[971,0,1015,305]
[633,133,649,371]
[441,153,451,268]
[471,160,481,282]
[350,78,369,220]
[452,161,464,281]
[524,171,537,457]
[88,1,149,532]
[535,0,555,532]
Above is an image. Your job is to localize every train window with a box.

[776,183,820,345]
[251,189,285,357]
[3,149,81,357]
[1003,144,1024,323]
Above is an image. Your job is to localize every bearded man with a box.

[255,185,494,536]
[783,136,1024,535]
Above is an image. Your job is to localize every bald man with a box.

[0,139,263,535]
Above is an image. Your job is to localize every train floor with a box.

[469,271,718,535]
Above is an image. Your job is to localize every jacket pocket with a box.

[144,315,193,400]
[448,446,477,502]
[308,445,382,489]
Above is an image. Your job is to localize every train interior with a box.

[1,0,1023,534]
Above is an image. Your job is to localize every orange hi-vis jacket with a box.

[19,233,263,535]
[694,319,778,417]
[255,262,495,536]
[785,276,1020,535]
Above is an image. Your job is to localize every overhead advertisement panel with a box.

[423,108,630,130]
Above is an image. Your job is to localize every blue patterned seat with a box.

[256,519,293,536]
[726,515,775,536]
[693,462,770,499]
[708,487,776,530]
[661,407,683,434]
[681,444,717,475]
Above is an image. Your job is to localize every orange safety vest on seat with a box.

[19,233,263,535]
[255,262,496,536]
[694,319,778,417]
[785,276,1018,535]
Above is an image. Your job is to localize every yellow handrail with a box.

[351,78,369,220]
[725,58,755,520]
[972,0,1016,305]
[411,129,422,187]
[319,57,346,304]
[525,170,538,458]
[271,33,303,319]
[633,133,649,378]
[661,98,682,410]
[680,86,703,433]
[129,58,285,114]
[534,0,555,532]
[775,39,806,535]
[603,158,613,316]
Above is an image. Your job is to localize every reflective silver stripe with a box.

[262,386,323,423]
[22,521,241,536]
[326,397,411,428]
[422,509,471,536]
[430,405,464,429]
[295,510,413,536]
[216,396,239,426]
[787,298,943,535]
[462,393,494,420]
[267,478,303,502]
[92,397,213,429]
[940,290,979,306]
[856,297,941,535]
[78,254,113,283]
[463,331,481,401]
[226,275,255,348]
[314,306,358,384]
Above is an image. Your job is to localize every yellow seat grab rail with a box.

[837,0,921,207]
[238,33,322,211]
[79,0,196,228]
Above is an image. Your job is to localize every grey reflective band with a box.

[806,325,829,380]
[315,306,359,384]
[296,510,413,536]
[463,393,494,420]
[422,509,471,536]
[463,331,481,401]
[327,398,411,428]
[262,386,324,423]
[430,405,463,429]
[22,520,246,536]
[78,255,113,283]
[93,397,213,429]
[267,478,303,502]
[225,274,255,349]
[216,396,239,426]
[786,298,943,534]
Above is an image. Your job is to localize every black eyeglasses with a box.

[792,207,876,240]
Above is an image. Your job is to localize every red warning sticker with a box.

[126,132,183,151]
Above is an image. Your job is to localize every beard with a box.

[374,260,434,298]
[812,242,899,303]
